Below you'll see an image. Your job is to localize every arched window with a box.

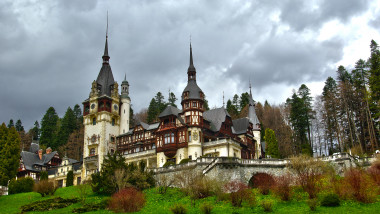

[92,117,96,125]
[90,148,95,156]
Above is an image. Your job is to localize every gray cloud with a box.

[0,0,376,130]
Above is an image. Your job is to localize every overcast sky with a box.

[1,0,380,130]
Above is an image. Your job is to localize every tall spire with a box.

[249,78,252,97]
[102,12,110,64]
[187,40,196,82]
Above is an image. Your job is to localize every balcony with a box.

[123,149,156,160]
[84,155,98,169]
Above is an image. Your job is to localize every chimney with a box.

[46,147,52,154]
[38,149,43,160]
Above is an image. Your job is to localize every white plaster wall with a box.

[157,152,167,167]
[187,127,202,160]
[176,148,188,164]
[120,98,130,134]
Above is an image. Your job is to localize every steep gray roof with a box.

[159,106,182,118]
[20,151,57,172]
[203,107,230,132]
[182,80,203,101]
[248,94,260,130]
[232,118,250,134]
[147,122,160,130]
[96,64,115,96]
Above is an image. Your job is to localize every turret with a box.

[120,74,131,134]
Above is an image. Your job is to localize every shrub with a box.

[34,180,57,197]
[344,168,377,203]
[179,158,190,164]
[66,170,74,187]
[224,180,254,207]
[321,193,340,207]
[170,204,187,214]
[200,202,213,214]
[307,198,318,211]
[249,173,275,195]
[39,171,48,180]
[76,182,91,204]
[273,174,293,201]
[260,200,273,212]
[108,187,145,212]
[21,197,78,212]
[72,199,109,213]
[163,161,176,167]
[157,174,174,194]
[367,157,380,187]
[289,155,327,198]
[8,177,34,194]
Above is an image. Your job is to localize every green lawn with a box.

[0,186,379,213]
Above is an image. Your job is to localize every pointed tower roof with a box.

[182,42,203,102]
[248,81,260,130]
[188,43,196,72]
[95,15,115,97]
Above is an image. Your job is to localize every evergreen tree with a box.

[15,119,24,132]
[226,99,238,117]
[40,107,59,147]
[232,94,240,111]
[31,121,40,140]
[264,128,280,158]
[55,107,76,148]
[0,124,21,186]
[73,104,83,129]
[7,119,14,129]
[155,92,167,113]
[66,171,74,187]
[368,40,380,117]
[168,92,177,107]
[147,98,158,123]
[239,92,250,110]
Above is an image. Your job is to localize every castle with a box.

[81,31,263,179]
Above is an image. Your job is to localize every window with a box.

[110,149,114,155]
[93,118,96,125]
[112,118,115,126]
[90,148,95,156]
[185,102,189,108]
[192,101,197,107]
[195,152,197,158]
[186,116,190,124]
[188,131,191,142]
[165,133,170,144]
[171,133,175,143]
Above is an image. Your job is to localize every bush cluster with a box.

[321,193,340,207]
[108,187,145,213]
[179,158,190,164]
[8,177,34,194]
[34,180,57,197]
[72,199,109,213]
[260,200,273,212]
[170,204,187,214]
[344,168,377,203]
[224,180,254,207]
[272,174,293,201]
[200,203,213,214]
[21,197,78,212]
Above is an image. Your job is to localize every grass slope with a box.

[0,186,379,213]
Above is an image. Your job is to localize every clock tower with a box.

[181,43,205,160]
[82,29,121,179]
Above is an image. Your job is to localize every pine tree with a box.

[55,107,76,148]
[40,107,59,147]
[0,124,21,186]
[168,92,177,107]
[73,104,83,129]
[31,121,40,140]
[66,171,74,187]
[15,119,24,132]
[7,119,14,129]
[147,98,158,123]
[264,128,280,158]
[239,92,250,110]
